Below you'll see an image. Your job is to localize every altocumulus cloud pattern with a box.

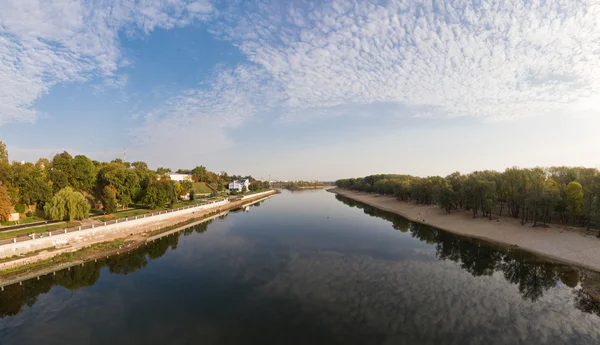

[1,0,599,134]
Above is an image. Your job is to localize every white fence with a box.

[0,199,229,259]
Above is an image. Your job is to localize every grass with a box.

[0,222,81,241]
[0,239,126,276]
[191,182,214,194]
[97,209,151,222]
[1,216,45,226]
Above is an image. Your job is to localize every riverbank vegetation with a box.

[277,181,333,190]
[0,141,270,225]
[336,167,600,231]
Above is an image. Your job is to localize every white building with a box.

[229,179,250,192]
[169,174,192,182]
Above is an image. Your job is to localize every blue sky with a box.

[1,0,599,180]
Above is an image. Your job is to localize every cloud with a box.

[130,64,283,167]
[0,0,214,124]
[3,0,600,166]
[208,0,600,121]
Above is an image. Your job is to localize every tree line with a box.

[279,181,333,190]
[0,141,269,223]
[336,166,600,231]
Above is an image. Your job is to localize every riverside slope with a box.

[331,188,600,272]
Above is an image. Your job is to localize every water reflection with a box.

[335,195,600,313]
[0,221,212,318]
[2,192,600,344]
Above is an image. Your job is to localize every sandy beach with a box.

[330,188,600,272]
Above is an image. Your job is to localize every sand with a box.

[330,188,600,272]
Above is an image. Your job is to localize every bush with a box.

[15,203,25,214]
[25,211,33,218]
[100,185,118,213]
[189,189,195,201]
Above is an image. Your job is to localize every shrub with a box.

[15,203,26,214]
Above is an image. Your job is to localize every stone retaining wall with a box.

[0,199,229,259]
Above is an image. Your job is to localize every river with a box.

[1,189,600,344]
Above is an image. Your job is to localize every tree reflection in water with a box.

[0,220,212,318]
[335,195,600,314]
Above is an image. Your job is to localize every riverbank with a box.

[330,188,600,272]
[0,191,276,278]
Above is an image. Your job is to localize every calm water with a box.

[1,190,600,344]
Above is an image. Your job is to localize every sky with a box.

[0,0,599,181]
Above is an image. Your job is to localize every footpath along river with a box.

[1,189,600,344]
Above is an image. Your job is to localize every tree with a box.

[591,196,600,236]
[0,142,11,187]
[48,169,70,194]
[143,180,177,209]
[97,163,140,208]
[242,184,248,193]
[565,181,584,222]
[181,180,193,196]
[100,185,118,213]
[11,162,52,208]
[156,167,171,176]
[51,151,73,176]
[189,189,195,201]
[0,141,7,163]
[173,181,183,198]
[132,161,157,203]
[131,161,148,170]
[44,187,90,222]
[71,155,96,190]
[0,184,12,222]
[191,166,207,182]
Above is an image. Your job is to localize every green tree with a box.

[71,155,96,190]
[592,196,600,236]
[11,162,52,208]
[0,184,12,222]
[44,187,90,222]
[192,166,207,182]
[181,180,193,196]
[48,169,70,194]
[132,161,157,203]
[0,142,11,187]
[51,151,73,176]
[143,180,177,209]
[156,167,171,176]
[242,184,248,193]
[97,163,140,208]
[100,185,118,213]
[0,141,7,163]
[565,181,584,222]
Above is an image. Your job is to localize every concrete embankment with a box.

[0,190,276,273]
[0,195,273,287]
[331,188,600,273]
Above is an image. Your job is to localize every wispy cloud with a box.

[131,64,282,166]
[0,0,214,124]
[3,0,600,166]
[211,0,600,121]
[137,0,600,156]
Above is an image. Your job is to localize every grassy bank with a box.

[0,239,126,277]
[0,222,81,241]
[0,191,275,279]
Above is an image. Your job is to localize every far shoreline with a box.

[329,188,600,273]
